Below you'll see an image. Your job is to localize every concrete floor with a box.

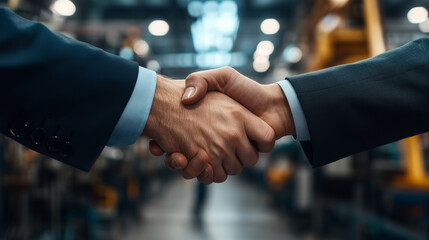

[124,176,299,240]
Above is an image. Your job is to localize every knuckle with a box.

[226,130,241,142]
[198,150,209,163]
[229,107,244,119]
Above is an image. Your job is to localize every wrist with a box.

[265,83,296,138]
[143,75,182,142]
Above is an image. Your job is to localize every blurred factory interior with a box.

[1,0,429,239]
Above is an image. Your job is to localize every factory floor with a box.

[123,176,300,240]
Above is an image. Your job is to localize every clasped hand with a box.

[143,67,295,184]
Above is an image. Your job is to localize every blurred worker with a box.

[154,38,429,183]
[0,8,275,182]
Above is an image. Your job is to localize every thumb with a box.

[182,66,237,105]
[181,73,209,105]
[182,67,265,116]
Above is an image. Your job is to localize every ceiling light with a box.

[187,1,204,17]
[133,40,150,57]
[282,45,303,63]
[407,7,428,24]
[261,18,280,35]
[256,40,274,56]
[148,20,169,36]
[330,0,349,8]
[253,56,270,73]
[51,0,76,17]
[203,1,219,14]
[319,14,341,32]
[219,1,238,14]
[147,60,161,72]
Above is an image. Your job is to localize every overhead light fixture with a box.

[319,14,341,32]
[133,40,150,57]
[51,0,76,17]
[147,60,161,72]
[407,7,428,24]
[189,0,239,68]
[187,1,204,18]
[260,18,280,35]
[148,20,169,36]
[219,1,238,14]
[330,0,349,8]
[282,45,303,63]
[253,56,270,73]
[255,40,275,56]
[203,1,219,14]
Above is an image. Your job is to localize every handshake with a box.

[142,67,296,184]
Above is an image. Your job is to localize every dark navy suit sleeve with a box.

[287,38,429,167]
[0,8,139,171]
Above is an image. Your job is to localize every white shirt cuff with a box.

[276,80,311,141]
[108,67,157,146]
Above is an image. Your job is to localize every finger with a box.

[182,66,237,105]
[243,112,276,152]
[213,163,228,183]
[197,164,214,184]
[236,138,259,168]
[164,153,188,170]
[222,152,243,176]
[149,140,165,156]
[181,149,209,179]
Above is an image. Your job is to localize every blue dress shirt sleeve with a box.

[276,80,311,141]
[107,67,157,146]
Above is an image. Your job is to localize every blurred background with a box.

[1,0,429,239]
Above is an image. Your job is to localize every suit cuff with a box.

[108,67,157,146]
[276,80,311,141]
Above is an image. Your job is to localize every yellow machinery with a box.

[363,0,429,190]
[306,0,429,189]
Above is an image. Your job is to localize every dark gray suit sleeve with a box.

[0,8,139,170]
[287,38,429,167]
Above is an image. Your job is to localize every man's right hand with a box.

[143,74,275,183]
[150,67,297,183]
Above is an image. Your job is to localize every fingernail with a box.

[201,169,209,178]
[171,160,180,170]
[192,159,204,170]
[183,87,195,100]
